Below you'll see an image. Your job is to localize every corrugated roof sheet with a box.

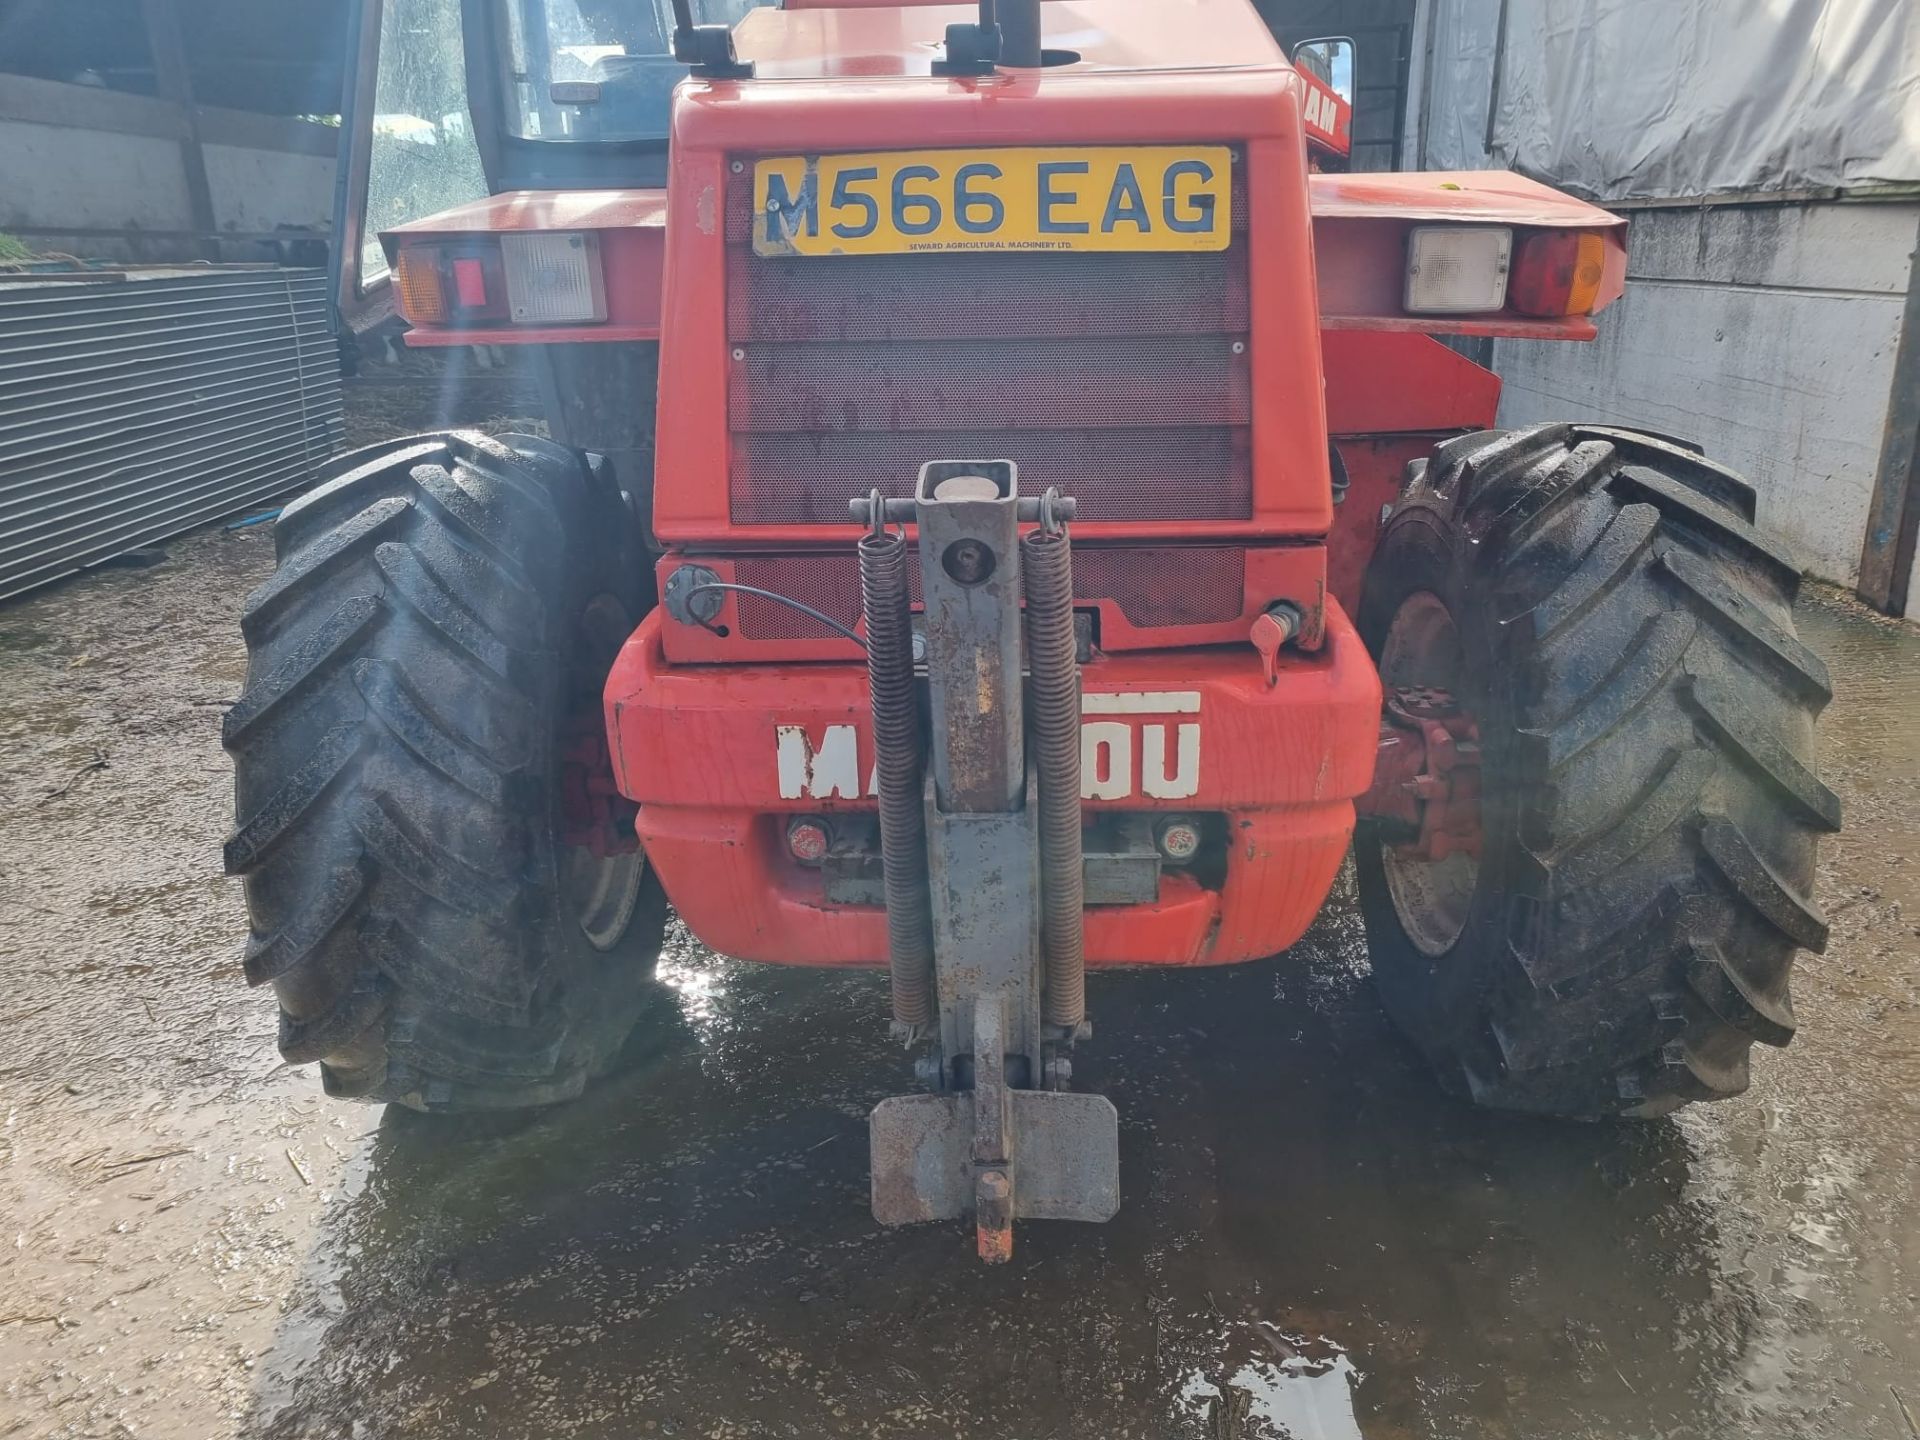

[0,266,341,601]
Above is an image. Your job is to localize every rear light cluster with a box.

[1508,230,1609,317]
[1404,225,1609,318]
[391,232,607,328]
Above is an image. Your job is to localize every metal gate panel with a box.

[0,267,342,601]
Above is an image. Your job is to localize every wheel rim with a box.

[561,592,647,954]
[1377,591,1479,958]
[564,845,647,952]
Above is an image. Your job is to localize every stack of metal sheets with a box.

[0,266,341,601]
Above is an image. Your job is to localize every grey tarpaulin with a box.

[1410,0,1920,202]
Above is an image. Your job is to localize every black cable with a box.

[684,583,868,649]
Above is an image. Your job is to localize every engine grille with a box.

[733,548,1246,641]
[724,165,1251,528]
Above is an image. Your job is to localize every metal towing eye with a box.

[854,464,1119,1263]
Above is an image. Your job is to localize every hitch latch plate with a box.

[870,1091,1120,1227]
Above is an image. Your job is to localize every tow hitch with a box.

[854,463,1120,1262]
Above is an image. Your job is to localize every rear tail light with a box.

[392,246,449,325]
[1154,817,1202,862]
[1508,229,1609,317]
[388,233,606,328]
[1404,225,1513,314]
[503,232,608,324]
[451,256,489,307]
[786,816,832,864]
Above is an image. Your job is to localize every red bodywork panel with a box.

[657,544,1329,665]
[385,170,1620,347]
[608,600,1380,968]
[387,171,1625,350]
[652,11,1330,548]
[372,0,1634,971]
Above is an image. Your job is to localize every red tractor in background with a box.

[226,0,1835,1259]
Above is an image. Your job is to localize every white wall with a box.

[202,144,334,234]
[0,73,334,260]
[1492,201,1917,590]
[0,119,196,234]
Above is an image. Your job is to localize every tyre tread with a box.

[1358,423,1832,1119]
[225,430,665,1111]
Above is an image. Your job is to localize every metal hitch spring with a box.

[1022,503,1085,1031]
[859,515,935,1030]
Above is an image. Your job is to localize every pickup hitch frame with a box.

[858,462,1120,1262]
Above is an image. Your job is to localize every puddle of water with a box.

[1178,1328,1366,1440]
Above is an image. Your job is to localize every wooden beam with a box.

[0,72,188,139]
[1856,210,1920,617]
[0,75,335,155]
[138,0,218,258]
[195,105,338,157]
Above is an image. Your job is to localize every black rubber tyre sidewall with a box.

[226,432,667,1113]
[1352,424,1831,1118]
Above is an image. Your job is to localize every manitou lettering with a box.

[776,723,871,800]
[1300,79,1346,142]
[1081,691,1202,800]
[774,692,1202,802]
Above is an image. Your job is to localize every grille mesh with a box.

[731,428,1250,525]
[729,249,1249,344]
[733,548,1246,641]
[725,162,1251,528]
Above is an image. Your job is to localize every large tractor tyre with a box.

[1355,424,1838,1118]
[223,431,668,1112]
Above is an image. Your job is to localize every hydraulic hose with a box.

[1022,522,1085,1029]
[859,528,935,1030]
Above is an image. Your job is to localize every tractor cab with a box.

[334,0,1352,329]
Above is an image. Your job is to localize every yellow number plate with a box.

[752,146,1232,258]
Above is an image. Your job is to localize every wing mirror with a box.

[1291,35,1355,104]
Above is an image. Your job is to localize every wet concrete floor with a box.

[0,507,1915,1439]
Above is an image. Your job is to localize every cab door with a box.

[333,0,492,330]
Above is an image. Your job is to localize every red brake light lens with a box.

[1508,230,1609,317]
[452,256,488,307]
[390,243,510,327]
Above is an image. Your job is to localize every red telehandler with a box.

[226,0,1835,1259]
